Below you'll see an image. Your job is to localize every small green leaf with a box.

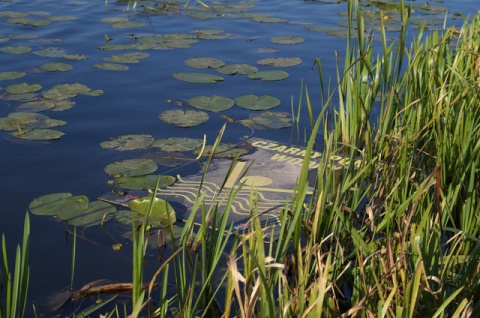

[152,137,204,152]
[235,94,280,111]
[6,82,42,94]
[250,111,292,129]
[248,70,289,81]
[1,45,31,54]
[256,57,302,67]
[188,95,234,112]
[0,71,25,80]
[100,134,154,151]
[104,159,158,177]
[40,62,73,72]
[115,175,176,190]
[172,72,224,84]
[185,57,225,69]
[11,128,65,140]
[159,109,209,127]
[270,36,305,45]
[94,62,129,71]
[217,64,258,75]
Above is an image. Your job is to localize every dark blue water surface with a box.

[0,0,478,314]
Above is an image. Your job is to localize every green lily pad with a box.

[159,109,209,127]
[188,95,234,112]
[94,62,129,71]
[185,57,225,69]
[11,128,65,140]
[63,54,88,60]
[40,62,73,72]
[33,47,67,57]
[60,200,115,227]
[250,15,286,23]
[188,11,216,20]
[1,93,38,102]
[0,34,9,43]
[42,88,77,100]
[270,36,305,45]
[105,159,158,177]
[217,64,258,75]
[172,72,223,84]
[194,143,250,158]
[256,57,302,67]
[1,45,31,54]
[112,21,145,28]
[250,111,292,129]
[115,210,143,227]
[99,43,138,51]
[49,99,76,111]
[128,195,176,226]
[152,137,204,152]
[100,134,154,151]
[0,71,25,80]
[235,94,280,111]
[7,18,50,27]
[6,82,42,94]
[16,100,56,112]
[0,112,66,132]
[115,175,176,190]
[105,52,149,64]
[0,12,29,18]
[248,70,289,81]
[29,194,89,217]
[101,17,129,24]
[195,29,231,40]
[46,16,78,22]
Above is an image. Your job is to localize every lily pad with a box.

[195,29,231,40]
[256,57,302,67]
[63,54,88,60]
[0,112,66,132]
[105,159,158,177]
[0,71,25,80]
[1,45,31,54]
[94,62,129,71]
[100,134,154,151]
[16,100,56,112]
[1,93,38,102]
[250,15,287,23]
[188,95,234,112]
[248,70,289,81]
[250,111,292,129]
[172,72,223,84]
[112,21,145,29]
[29,194,89,216]
[101,17,129,24]
[194,142,250,158]
[7,18,50,27]
[6,82,42,94]
[59,200,115,227]
[33,47,67,57]
[40,62,73,72]
[11,128,65,140]
[115,174,176,190]
[235,94,280,111]
[105,52,149,64]
[128,195,176,226]
[159,109,209,127]
[270,36,305,45]
[217,64,258,75]
[152,137,204,152]
[185,57,225,69]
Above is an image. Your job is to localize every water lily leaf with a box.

[185,57,225,69]
[105,159,158,177]
[101,17,129,24]
[62,54,88,60]
[33,47,67,57]
[49,99,76,111]
[172,72,223,84]
[6,82,42,94]
[115,174,176,190]
[250,111,292,129]
[1,45,31,54]
[46,16,78,22]
[115,210,143,227]
[0,112,66,132]
[60,201,115,227]
[112,21,145,28]
[11,128,65,140]
[16,100,56,112]
[0,71,25,80]
[188,95,234,112]
[128,195,176,226]
[248,70,289,81]
[270,36,305,45]
[195,29,231,40]
[152,137,203,152]
[188,11,216,20]
[217,64,258,75]
[256,57,302,67]
[100,134,154,151]
[0,11,29,18]
[105,52,149,64]
[235,94,280,110]
[7,18,50,27]
[250,15,286,23]
[42,88,77,100]
[194,142,250,158]
[1,93,38,102]
[254,47,279,54]
[29,194,88,216]
[159,109,209,127]
[99,43,138,51]
[40,62,73,72]
[94,62,129,71]
[54,83,94,95]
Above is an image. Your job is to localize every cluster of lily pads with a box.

[0,83,102,141]
[28,190,176,228]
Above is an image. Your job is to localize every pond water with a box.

[0,0,479,315]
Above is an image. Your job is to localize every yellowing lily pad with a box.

[172,72,223,84]
[256,57,302,67]
[217,64,258,75]
[100,134,154,151]
[270,36,305,45]
[0,71,25,80]
[188,95,234,112]
[235,94,280,111]
[248,70,289,81]
[152,137,203,152]
[6,82,42,94]
[159,109,209,127]
[1,45,31,54]
[94,62,129,71]
[105,159,158,177]
[129,195,176,226]
[115,174,176,190]
[250,111,292,129]
[40,62,73,72]
[185,57,225,69]
[11,128,65,140]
